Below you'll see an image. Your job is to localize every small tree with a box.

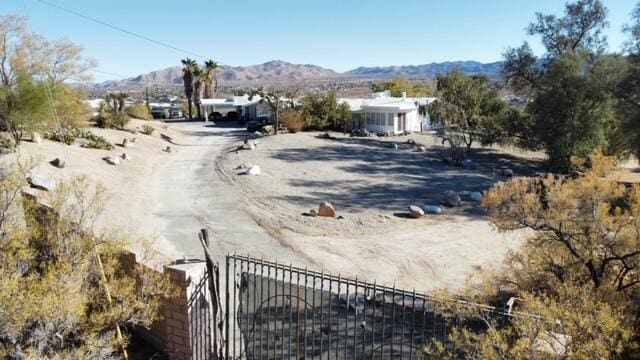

[280,108,304,133]
[336,102,352,134]
[423,153,640,357]
[0,73,49,144]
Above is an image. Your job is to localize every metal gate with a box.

[224,255,461,359]
[194,228,504,359]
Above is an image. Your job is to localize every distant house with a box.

[340,91,436,134]
[199,95,264,122]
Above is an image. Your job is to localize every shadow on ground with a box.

[270,136,544,218]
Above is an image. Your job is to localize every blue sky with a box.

[1,0,637,82]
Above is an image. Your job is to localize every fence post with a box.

[164,261,209,360]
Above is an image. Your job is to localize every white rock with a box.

[423,205,443,214]
[408,205,424,218]
[462,159,475,169]
[246,165,261,176]
[470,192,483,202]
[416,145,426,152]
[31,132,42,143]
[27,174,56,191]
[121,153,131,161]
[393,143,398,150]
[235,163,253,170]
[443,191,461,207]
[104,156,120,165]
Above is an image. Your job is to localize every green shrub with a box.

[96,111,130,130]
[141,124,155,135]
[45,129,114,150]
[126,104,153,120]
[0,136,15,152]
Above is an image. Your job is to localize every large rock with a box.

[243,142,256,150]
[49,158,65,169]
[470,192,483,202]
[443,191,461,207]
[318,202,336,217]
[503,168,514,177]
[235,163,253,170]
[31,132,42,143]
[416,145,426,153]
[423,205,443,214]
[104,156,120,165]
[408,205,424,218]
[28,174,56,191]
[246,165,261,176]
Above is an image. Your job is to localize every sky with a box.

[1,0,637,82]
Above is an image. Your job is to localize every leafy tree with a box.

[0,161,175,358]
[193,67,204,120]
[424,153,640,357]
[371,77,434,97]
[203,59,219,99]
[429,70,507,164]
[502,0,616,172]
[0,73,49,144]
[336,101,352,134]
[300,91,339,130]
[0,15,95,142]
[181,58,196,119]
[125,103,153,120]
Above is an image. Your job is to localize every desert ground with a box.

[3,121,544,291]
[218,131,545,290]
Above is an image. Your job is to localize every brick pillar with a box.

[164,261,210,360]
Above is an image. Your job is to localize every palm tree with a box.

[181,58,197,119]
[203,60,219,99]
[193,67,205,120]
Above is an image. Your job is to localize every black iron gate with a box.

[224,255,461,359]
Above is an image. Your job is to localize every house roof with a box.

[200,95,262,108]
[339,96,437,112]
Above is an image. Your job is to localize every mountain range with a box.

[93,60,503,89]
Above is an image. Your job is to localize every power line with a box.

[34,0,208,60]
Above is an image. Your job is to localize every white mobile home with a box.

[341,92,436,134]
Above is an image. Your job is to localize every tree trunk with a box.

[187,99,192,119]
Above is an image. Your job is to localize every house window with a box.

[387,113,393,126]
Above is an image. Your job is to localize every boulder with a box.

[104,156,120,165]
[470,192,483,202]
[121,153,131,161]
[462,159,475,169]
[122,138,129,148]
[235,163,253,170]
[408,205,424,218]
[253,131,263,138]
[423,205,443,214]
[164,146,172,153]
[407,139,416,145]
[318,202,336,217]
[443,191,461,207]
[27,174,56,191]
[243,142,256,150]
[49,158,65,169]
[503,168,514,177]
[309,209,318,217]
[416,145,426,153]
[246,165,261,176]
[31,132,42,143]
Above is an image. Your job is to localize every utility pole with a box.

[145,86,150,110]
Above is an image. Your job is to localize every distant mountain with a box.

[94,60,340,89]
[344,61,503,78]
[92,60,504,90]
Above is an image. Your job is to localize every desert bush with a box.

[125,104,153,120]
[141,124,155,135]
[0,136,15,152]
[280,109,304,132]
[0,162,176,358]
[96,103,131,130]
[45,129,114,150]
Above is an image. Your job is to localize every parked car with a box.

[151,106,169,119]
[170,106,183,119]
[246,116,272,132]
